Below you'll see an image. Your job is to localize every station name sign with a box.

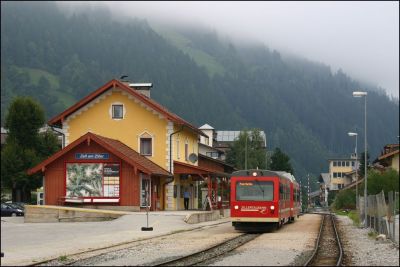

[75,153,110,160]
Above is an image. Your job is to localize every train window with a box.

[236,180,274,201]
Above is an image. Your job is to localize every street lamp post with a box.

[352,91,368,227]
[348,132,358,210]
[245,133,248,169]
[307,174,310,209]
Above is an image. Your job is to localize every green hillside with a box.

[151,23,226,77]
[1,2,398,184]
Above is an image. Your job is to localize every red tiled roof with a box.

[28,132,171,176]
[48,79,206,137]
[378,149,399,160]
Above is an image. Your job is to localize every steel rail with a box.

[304,213,343,266]
[28,221,230,266]
[154,233,261,266]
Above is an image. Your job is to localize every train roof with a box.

[231,169,297,182]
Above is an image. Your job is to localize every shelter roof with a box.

[28,132,171,177]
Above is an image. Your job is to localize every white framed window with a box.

[185,139,189,161]
[112,105,123,119]
[139,132,153,156]
[140,138,152,156]
[109,102,126,120]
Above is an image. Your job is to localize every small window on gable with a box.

[112,104,123,119]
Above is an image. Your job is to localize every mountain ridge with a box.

[1,1,398,183]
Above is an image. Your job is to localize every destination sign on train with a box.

[238,182,253,186]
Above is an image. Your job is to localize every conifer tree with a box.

[1,97,60,202]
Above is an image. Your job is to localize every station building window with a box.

[139,132,153,156]
[185,139,189,161]
[112,104,123,119]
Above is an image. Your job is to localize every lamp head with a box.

[353,91,367,97]
[348,132,358,137]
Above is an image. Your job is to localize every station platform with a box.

[1,208,231,266]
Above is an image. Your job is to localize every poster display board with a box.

[66,163,120,198]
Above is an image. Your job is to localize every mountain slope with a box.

[1,2,398,183]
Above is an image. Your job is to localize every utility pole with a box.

[299,179,303,213]
[245,136,247,170]
[307,174,310,209]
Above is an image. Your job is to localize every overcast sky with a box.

[62,1,399,99]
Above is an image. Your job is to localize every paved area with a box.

[1,210,230,266]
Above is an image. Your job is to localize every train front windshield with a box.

[236,180,274,201]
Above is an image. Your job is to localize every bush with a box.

[333,189,356,210]
[366,169,399,195]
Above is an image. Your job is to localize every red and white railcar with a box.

[230,169,300,231]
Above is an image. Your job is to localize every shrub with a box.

[333,189,356,210]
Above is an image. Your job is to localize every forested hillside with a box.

[1,2,398,183]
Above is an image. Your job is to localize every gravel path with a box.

[38,214,399,266]
[337,215,399,266]
[208,214,321,266]
[54,222,239,266]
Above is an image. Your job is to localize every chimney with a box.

[129,83,152,98]
[119,78,153,98]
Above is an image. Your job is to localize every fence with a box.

[358,191,399,244]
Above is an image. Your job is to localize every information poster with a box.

[103,164,120,197]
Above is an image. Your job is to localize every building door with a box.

[140,174,151,209]
[151,178,160,211]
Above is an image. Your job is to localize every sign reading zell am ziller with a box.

[75,153,110,160]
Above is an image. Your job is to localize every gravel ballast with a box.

[337,215,399,266]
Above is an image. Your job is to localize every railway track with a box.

[304,213,343,266]
[31,221,230,266]
[153,233,261,266]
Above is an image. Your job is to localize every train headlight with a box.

[252,172,257,176]
[234,205,239,210]
[270,205,275,210]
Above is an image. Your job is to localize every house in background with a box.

[1,126,63,149]
[1,127,8,149]
[199,124,226,161]
[326,154,359,191]
[318,173,330,206]
[28,79,231,211]
[213,130,267,156]
[373,144,399,172]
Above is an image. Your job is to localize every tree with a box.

[225,129,267,170]
[358,151,370,177]
[362,169,399,195]
[1,96,60,202]
[269,148,294,174]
